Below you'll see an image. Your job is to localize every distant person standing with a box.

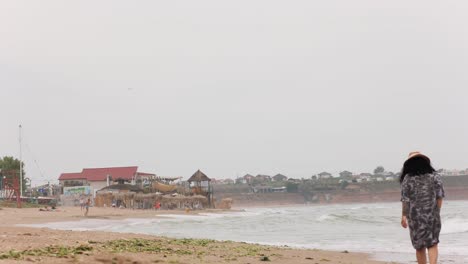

[79,197,85,211]
[154,201,161,210]
[84,198,91,217]
[400,152,445,264]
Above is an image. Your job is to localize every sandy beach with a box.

[0,207,390,264]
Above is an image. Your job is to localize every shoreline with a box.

[229,197,468,209]
[0,206,389,264]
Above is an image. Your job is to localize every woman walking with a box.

[400,152,445,264]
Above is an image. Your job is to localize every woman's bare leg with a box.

[416,248,427,264]
[428,244,438,264]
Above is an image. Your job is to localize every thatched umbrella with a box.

[187,170,211,183]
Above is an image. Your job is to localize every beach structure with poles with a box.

[187,170,213,208]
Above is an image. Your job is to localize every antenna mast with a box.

[19,124,23,196]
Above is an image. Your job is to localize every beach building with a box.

[58,166,156,197]
[272,174,288,182]
[255,174,272,182]
[242,174,255,184]
[287,178,301,183]
[357,173,372,182]
[188,170,213,207]
[58,172,87,187]
[339,171,353,179]
[317,172,333,179]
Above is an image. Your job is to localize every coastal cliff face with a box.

[214,175,468,207]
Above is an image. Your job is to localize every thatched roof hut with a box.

[187,170,213,208]
[188,170,211,182]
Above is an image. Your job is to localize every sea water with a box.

[23,200,468,263]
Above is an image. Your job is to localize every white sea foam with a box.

[316,213,337,222]
[19,201,468,264]
[441,217,468,234]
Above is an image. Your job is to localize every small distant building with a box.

[242,174,255,184]
[339,171,353,179]
[272,174,288,182]
[317,172,333,179]
[357,173,372,182]
[288,178,301,183]
[255,174,272,182]
[235,177,245,184]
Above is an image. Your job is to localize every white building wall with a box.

[88,181,109,197]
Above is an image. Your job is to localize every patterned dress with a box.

[401,173,445,249]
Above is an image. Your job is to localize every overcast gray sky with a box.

[1,1,467,185]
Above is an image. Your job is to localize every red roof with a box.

[59,166,140,182]
[58,172,86,180]
[82,166,138,181]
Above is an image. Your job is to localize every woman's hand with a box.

[437,198,443,210]
[401,216,408,228]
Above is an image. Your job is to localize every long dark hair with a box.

[400,156,435,184]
